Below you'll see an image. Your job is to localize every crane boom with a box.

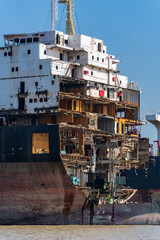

[59,0,75,35]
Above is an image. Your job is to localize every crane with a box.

[51,0,58,31]
[59,0,75,35]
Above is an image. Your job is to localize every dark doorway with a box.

[19,98,25,110]
[66,145,72,154]
[60,53,63,60]
[72,68,75,78]
[85,145,91,156]
[20,82,25,94]
[107,88,110,98]
[56,35,60,44]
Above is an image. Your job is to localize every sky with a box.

[0,0,160,152]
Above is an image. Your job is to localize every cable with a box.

[75,7,81,34]
[44,4,51,31]
[58,4,66,30]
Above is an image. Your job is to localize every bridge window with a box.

[20,39,25,44]
[14,38,19,44]
[27,38,32,43]
[33,37,39,42]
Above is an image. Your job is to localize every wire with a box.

[58,4,66,30]
[75,7,81,34]
[44,4,51,31]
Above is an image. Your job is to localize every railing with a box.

[61,153,91,163]
[123,89,140,106]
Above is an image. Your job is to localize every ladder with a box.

[115,74,120,88]
[65,64,74,77]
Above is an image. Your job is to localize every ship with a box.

[0,0,154,225]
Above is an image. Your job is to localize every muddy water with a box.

[0,226,159,240]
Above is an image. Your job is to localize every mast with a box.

[51,0,58,31]
[59,0,75,35]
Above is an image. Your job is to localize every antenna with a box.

[51,0,58,31]
[59,0,75,35]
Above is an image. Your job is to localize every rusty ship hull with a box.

[0,125,86,225]
[0,161,87,225]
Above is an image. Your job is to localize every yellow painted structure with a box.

[115,118,137,135]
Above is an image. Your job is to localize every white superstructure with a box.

[0,30,132,116]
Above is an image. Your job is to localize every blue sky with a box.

[0,0,160,152]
